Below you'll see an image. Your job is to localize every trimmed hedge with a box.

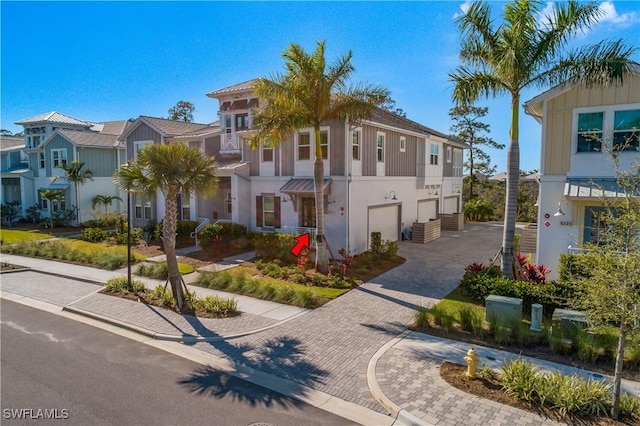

[250,232,297,262]
[198,222,247,246]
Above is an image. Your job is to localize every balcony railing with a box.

[220,132,245,155]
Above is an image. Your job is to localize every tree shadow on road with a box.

[177,315,328,408]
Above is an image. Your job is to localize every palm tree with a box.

[56,160,93,225]
[449,0,636,278]
[113,143,218,310]
[39,189,62,229]
[249,40,390,273]
[91,194,123,216]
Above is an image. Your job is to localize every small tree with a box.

[91,194,123,216]
[39,189,62,229]
[449,105,504,199]
[568,144,640,419]
[55,160,93,225]
[168,101,195,122]
[1,202,21,227]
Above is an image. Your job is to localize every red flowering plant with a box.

[517,252,550,283]
[296,248,310,270]
[464,262,485,274]
[334,248,354,277]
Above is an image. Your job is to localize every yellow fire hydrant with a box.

[464,348,478,379]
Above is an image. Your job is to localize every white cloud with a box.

[598,1,639,28]
[453,1,472,19]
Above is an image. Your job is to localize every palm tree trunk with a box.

[75,183,81,225]
[162,189,185,310]
[314,127,329,273]
[469,136,475,199]
[611,323,626,420]
[501,94,520,278]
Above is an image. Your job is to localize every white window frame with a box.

[572,104,640,154]
[319,129,329,160]
[430,143,439,165]
[39,152,45,169]
[51,148,68,169]
[261,144,274,162]
[613,108,640,151]
[134,192,152,220]
[133,140,153,160]
[377,132,385,163]
[352,129,361,160]
[297,131,311,161]
[400,136,406,153]
[453,148,463,177]
[446,146,452,163]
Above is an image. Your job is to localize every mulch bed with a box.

[99,289,240,319]
[413,326,640,382]
[440,362,634,425]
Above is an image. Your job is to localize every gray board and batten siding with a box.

[125,123,162,158]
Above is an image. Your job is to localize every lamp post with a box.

[127,190,132,290]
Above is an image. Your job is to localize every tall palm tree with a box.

[250,40,390,273]
[91,194,123,216]
[113,143,218,310]
[57,160,93,225]
[449,0,636,278]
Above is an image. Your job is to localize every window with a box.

[224,115,232,133]
[352,129,360,160]
[577,112,603,152]
[235,114,249,130]
[262,144,273,162]
[584,207,610,244]
[319,130,329,159]
[377,133,385,162]
[298,132,311,160]
[301,197,316,228]
[51,149,68,168]
[446,146,452,163]
[256,195,281,228]
[430,143,439,165]
[613,109,640,151]
[134,141,152,160]
[181,194,190,220]
[39,152,45,169]
[400,136,406,152]
[453,149,463,177]
[134,193,152,220]
[32,136,41,147]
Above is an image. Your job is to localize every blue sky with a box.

[2,1,639,173]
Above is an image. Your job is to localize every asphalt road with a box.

[0,299,355,426]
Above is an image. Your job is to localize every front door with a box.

[301,197,316,228]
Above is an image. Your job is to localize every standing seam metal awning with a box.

[279,178,331,195]
[563,178,627,199]
[41,183,69,190]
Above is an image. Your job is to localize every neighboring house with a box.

[190,79,469,254]
[15,111,129,224]
[118,116,221,227]
[524,69,640,278]
[1,135,29,209]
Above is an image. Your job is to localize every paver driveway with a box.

[188,224,503,412]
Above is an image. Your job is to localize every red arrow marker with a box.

[290,233,310,257]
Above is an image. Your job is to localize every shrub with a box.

[464,198,494,221]
[136,262,194,280]
[105,276,146,293]
[501,358,539,401]
[109,226,142,246]
[194,295,238,316]
[414,306,431,329]
[493,324,512,345]
[558,253,596,282]
[370,232,383,255]
[82,227,108,243]
[251,233,296,262]
[429,305,454,335]
[620,392,640,421]
[458,306,477,332]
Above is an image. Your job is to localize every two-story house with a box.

[524,68,640,278]
[200,79,468,254]
[15,111,129,224]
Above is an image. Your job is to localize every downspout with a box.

[345,122,351,253]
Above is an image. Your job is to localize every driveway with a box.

[189,223,503,413]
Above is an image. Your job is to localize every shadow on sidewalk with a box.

[176,314,329,408]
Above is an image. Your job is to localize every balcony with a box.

[220,132,246,155]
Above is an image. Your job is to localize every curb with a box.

[3,292,394,426]
[367,329,434,426]
[17,264,106,286]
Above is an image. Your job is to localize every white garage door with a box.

[443,196,459,214]
[417,200,437,222]
[368,205,400,244]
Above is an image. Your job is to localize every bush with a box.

[81,227,108,243]
[109,226,142,245]
[414,306,431,329]
[464,198,494,222]
[369,232,397,260]
[620,392,640,421]
[251,233,296,262]
[558,253,596,282]
[501,358,540,401]
[136,262,194,280]
[105,276,146,293]
[429,304,454,335]
[193,295,238,316]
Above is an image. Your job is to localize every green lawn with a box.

[0,229,54,244]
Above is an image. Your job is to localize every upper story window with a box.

[224,115,232,133]
[319,130,329,160]
[400,136,406,152]
[430,143,439,165]
[51,148,68,168]
[262,144,273,162]
[577,112,603,153]
[446,146,452,163]
[377,132,385,162]
[298,132,311,160]
[39,152,45,169]
[352,129,361,160]
[235,114,249,130]
[453,148,463,177]
[613,109,640,151]
[134,141,153,160]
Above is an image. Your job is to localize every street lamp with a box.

[127,189,132,290]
